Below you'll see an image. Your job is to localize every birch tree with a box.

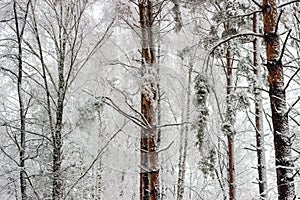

[13,1,30,199]
[24,0,113,198]
[0,0,31,198]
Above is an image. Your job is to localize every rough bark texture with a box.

[52,69,64,200]
[53,2,67,199]
[253,12,268,199]
[138,1,159,200]
[262,0,295,199]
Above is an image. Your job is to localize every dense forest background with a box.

[0,0,299,199]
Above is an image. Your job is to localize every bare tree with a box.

[13,1,31,198]
[25,0,113,198]
[0,0,31,198]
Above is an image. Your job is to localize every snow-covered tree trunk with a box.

[177,65,192,200]
[13,1,29,199]
[225,46,235,200]
[52,48,65,200]
[262,0,295,199]
[253,12,268,199]
[95,104,104,199]
[52,2,67,198]
[138,1,159,199]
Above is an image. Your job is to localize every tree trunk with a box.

[225,47,235,200]
[13,1,28,199]
[52,92,64,200]
[177,65,192,200]
[138,1,159,200]
[53,2,67,198]
[95,105,104,199]
[262,0,295,199]
[253,12,268,199]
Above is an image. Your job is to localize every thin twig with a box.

[275,10,283,34]
[158,141,174,153]
[278,0,300,9]
[251,0,262,8]
[63,122,127,199]
[286,96,300,115]
[279,29,292,62]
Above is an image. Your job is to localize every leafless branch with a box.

[82,89,148,128]
[278,0,300,8]
[284,66,300,91]
[102,96,148,129]
[63,122,128,199]
[68,19,115,89]
[1,122,52,143]
[156,122,191,129]
[250,0,262,8]
[209,32,264,55]
[157,141,174,153]
[286,96,300,115]
[0,66,18,77]
[279,29,292,62]
[244,147,257,152]
[290,116,300,126]
[105,78,148,125]
[275,9,283,34]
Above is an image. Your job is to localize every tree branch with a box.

[275,9,283,34]
[209,32,264,55]
[278,0,300,9]
[63,122,127,199]
[284,66,300,91]
[279,29,292,62]
[251,0,262,8]
[286,96,300,115]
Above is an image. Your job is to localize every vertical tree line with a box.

[138,0,159,199]
[262,0,295,199]
[253,11,268,199]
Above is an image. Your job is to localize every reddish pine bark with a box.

[138,1,159,200]
[262,0,295,199]
[253,12,268,199]
[225,46,235,200]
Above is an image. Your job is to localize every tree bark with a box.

[13,1,30,199]
[253,12,268,199]
[262,0,295,199]
[177,65,192,200]
[53,2,67,199]
[225,47,235,200]
[138,1,159,200]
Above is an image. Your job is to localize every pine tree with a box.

[138,1,159,199]
[262,0,295,199]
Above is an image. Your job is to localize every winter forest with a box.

[0,0,300,199]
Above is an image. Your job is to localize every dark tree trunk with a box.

[13,1,29,199]
[262,0,295,199]
[52,65,65,200]
[138,1,159,200]
[225,47,235,200]
[253,12,268,199]
[53,2,67,198]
